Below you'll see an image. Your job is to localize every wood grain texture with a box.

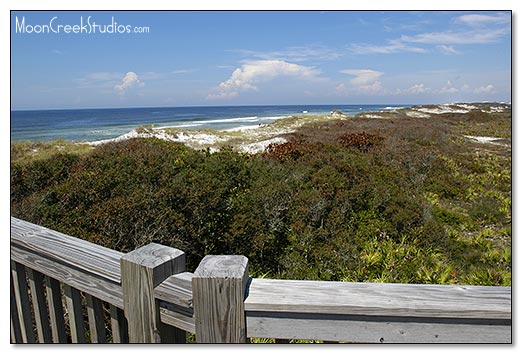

[10,218,512,344]
[246,312,511,343]
[11,245,123,308]
[64,284,86,343]
[86,295,107,343]
[26,268,52,343]
[10,277,23,343]
[110,305,128,343]
[44,276,67,343]
[11,217,123,283]
[156,274,194,339]
[11,261,35,343]
[193,255,249,343]
[121,243,185,343]
[155,272,194,310]
[159,305,195,333]
[245,278,511,320]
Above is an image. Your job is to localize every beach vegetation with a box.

[11,139,94,164]
[10,106,511,286]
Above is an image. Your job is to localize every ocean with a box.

[11,104,409,143]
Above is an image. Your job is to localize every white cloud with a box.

[341,69,383,86]
[208,60,322,100]
[455,13,510,27]
[438,80,459,94]
[114,72,144,95]
[231,45,342,62]
[207,91,239,100]
[172,69,197,74]
[350,39,427,55]
[460,84,471,92]
[401,83,430,94]
[401,28,508,44]
[335,83,350,96]
[437,45,461,55]
[350,12,509,57]
[358,81,384,94]
[394,81,500,97]
[339,69,385,95]
[340,69,383,86]
[475,84,496,93]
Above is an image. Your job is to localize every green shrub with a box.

[11,108,511,286]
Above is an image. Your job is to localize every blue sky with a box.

[10,10,511,109]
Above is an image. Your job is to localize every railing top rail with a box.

[11,217,123,283]
[244,279,511,320]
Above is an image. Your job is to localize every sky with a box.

[10,10,511,109]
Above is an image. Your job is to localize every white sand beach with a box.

[84,103,510,154]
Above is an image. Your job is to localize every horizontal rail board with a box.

[11,217,123,283]
[155,272,194,310]
[159,306,195,333]
[246,312,511,343]
[245,279,511,320]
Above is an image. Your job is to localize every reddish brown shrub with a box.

[262,141,315,161]
[337,131,384,152]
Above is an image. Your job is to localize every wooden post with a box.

[120,243,185,343]
[192,255,249,343]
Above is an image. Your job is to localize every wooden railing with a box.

[10,217,511,344]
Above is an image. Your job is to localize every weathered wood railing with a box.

[10,217,511,344]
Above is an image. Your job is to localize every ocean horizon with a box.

[10,104,412,143]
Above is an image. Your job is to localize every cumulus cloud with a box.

[208,60,322,100]
[438,80,459,94]
[475,84,496,93]
[114,72,144,95]
[395,81,469,96]
[339,69,385,94]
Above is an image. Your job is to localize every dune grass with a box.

[11,139,94,164]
